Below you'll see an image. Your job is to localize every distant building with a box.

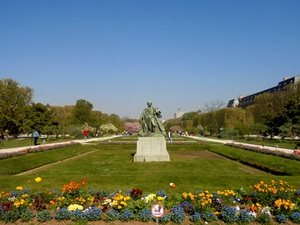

[174,111,185,118]
[227,74,300,108]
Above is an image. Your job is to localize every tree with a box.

[250,123,268,138]
[109,114,125,132]
[125,122,140,133]
[0,78,33,135]
[51,105,74,133]
[100,123,118,134]
[250,83,300,137]
[199,99,226,113]
[72,99,93,125]
[22,103,59,136]
[89,110,104,127]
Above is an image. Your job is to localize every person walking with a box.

[168,130,172,144]
[32,130,39,145]
[83,129,88,141]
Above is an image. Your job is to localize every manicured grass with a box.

[1,141,300,194]
[0,145,95,175]
[206,143,300,175]
[213,136,299,149]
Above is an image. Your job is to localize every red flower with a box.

[81,179,86,185]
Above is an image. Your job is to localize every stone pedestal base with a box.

[134,136,170,162]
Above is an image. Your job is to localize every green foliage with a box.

[100,123,118,133]
[37,210,53,222]
[182,112,198,121]
[250,123,269,137]
[22,103,59,135]
[20,210,35,222]
[72,99,93,125]
[0,79,33,135]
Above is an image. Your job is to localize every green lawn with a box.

[1,140,300,195]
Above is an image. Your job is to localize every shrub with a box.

[84,206,102,221]
[171,205,186,223]
[119,209,135,221]
[276,214,288,223]
[238,210,255,224]
[221,206,239,223]
[0,208,21,223]
[54,208,71,221]
[138,209,153,222]
[70,210,86,221]
[158,212,171,224]
[290,212,300,223]
[20,210,35,222]
[104,209,120,221]
[37,210,52,222]
[201,211,218,222]
[189,212,201,222]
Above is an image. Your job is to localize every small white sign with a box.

[151,204,164,218]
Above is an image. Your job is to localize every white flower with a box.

[249,211,257,218]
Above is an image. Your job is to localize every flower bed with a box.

[225,142,300,160]
[0,142,81,160]
[1,179,300,224]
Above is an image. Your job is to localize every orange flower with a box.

[170,183,177,188]
[81,179,86,185]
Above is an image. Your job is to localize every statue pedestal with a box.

[134,136,170,162]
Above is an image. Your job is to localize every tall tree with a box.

[72,99,93,125]
[0,79,33,135]
[51,105,74,133]
[21,103,58,136]
[109,113,125,132]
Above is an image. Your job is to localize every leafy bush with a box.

[37,210,52,222]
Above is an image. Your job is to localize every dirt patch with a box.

[238,166,268,175]
[173,150,226,160]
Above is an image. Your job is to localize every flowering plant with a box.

[0,179,299,224]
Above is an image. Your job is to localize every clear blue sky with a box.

[1,0,299,119]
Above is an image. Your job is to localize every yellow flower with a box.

[34,177,42,183]
[120,201,127,206]
[67,204,83,211]
[183,192,188,198]
[143,193,156,203]
[14,201,21,207]
[16,186,23,191]
[157,196,164,202]
[22,194,29,198]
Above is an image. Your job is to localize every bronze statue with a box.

[139,101,165,136]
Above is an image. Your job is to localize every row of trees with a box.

[0,79,125,138]
[165,82,300,139]
[2,78,299,139]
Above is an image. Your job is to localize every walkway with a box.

[187,136,295,155]
[0,135,121,155]
[0,135,295,155]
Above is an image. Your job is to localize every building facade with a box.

[227,74,300,108]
